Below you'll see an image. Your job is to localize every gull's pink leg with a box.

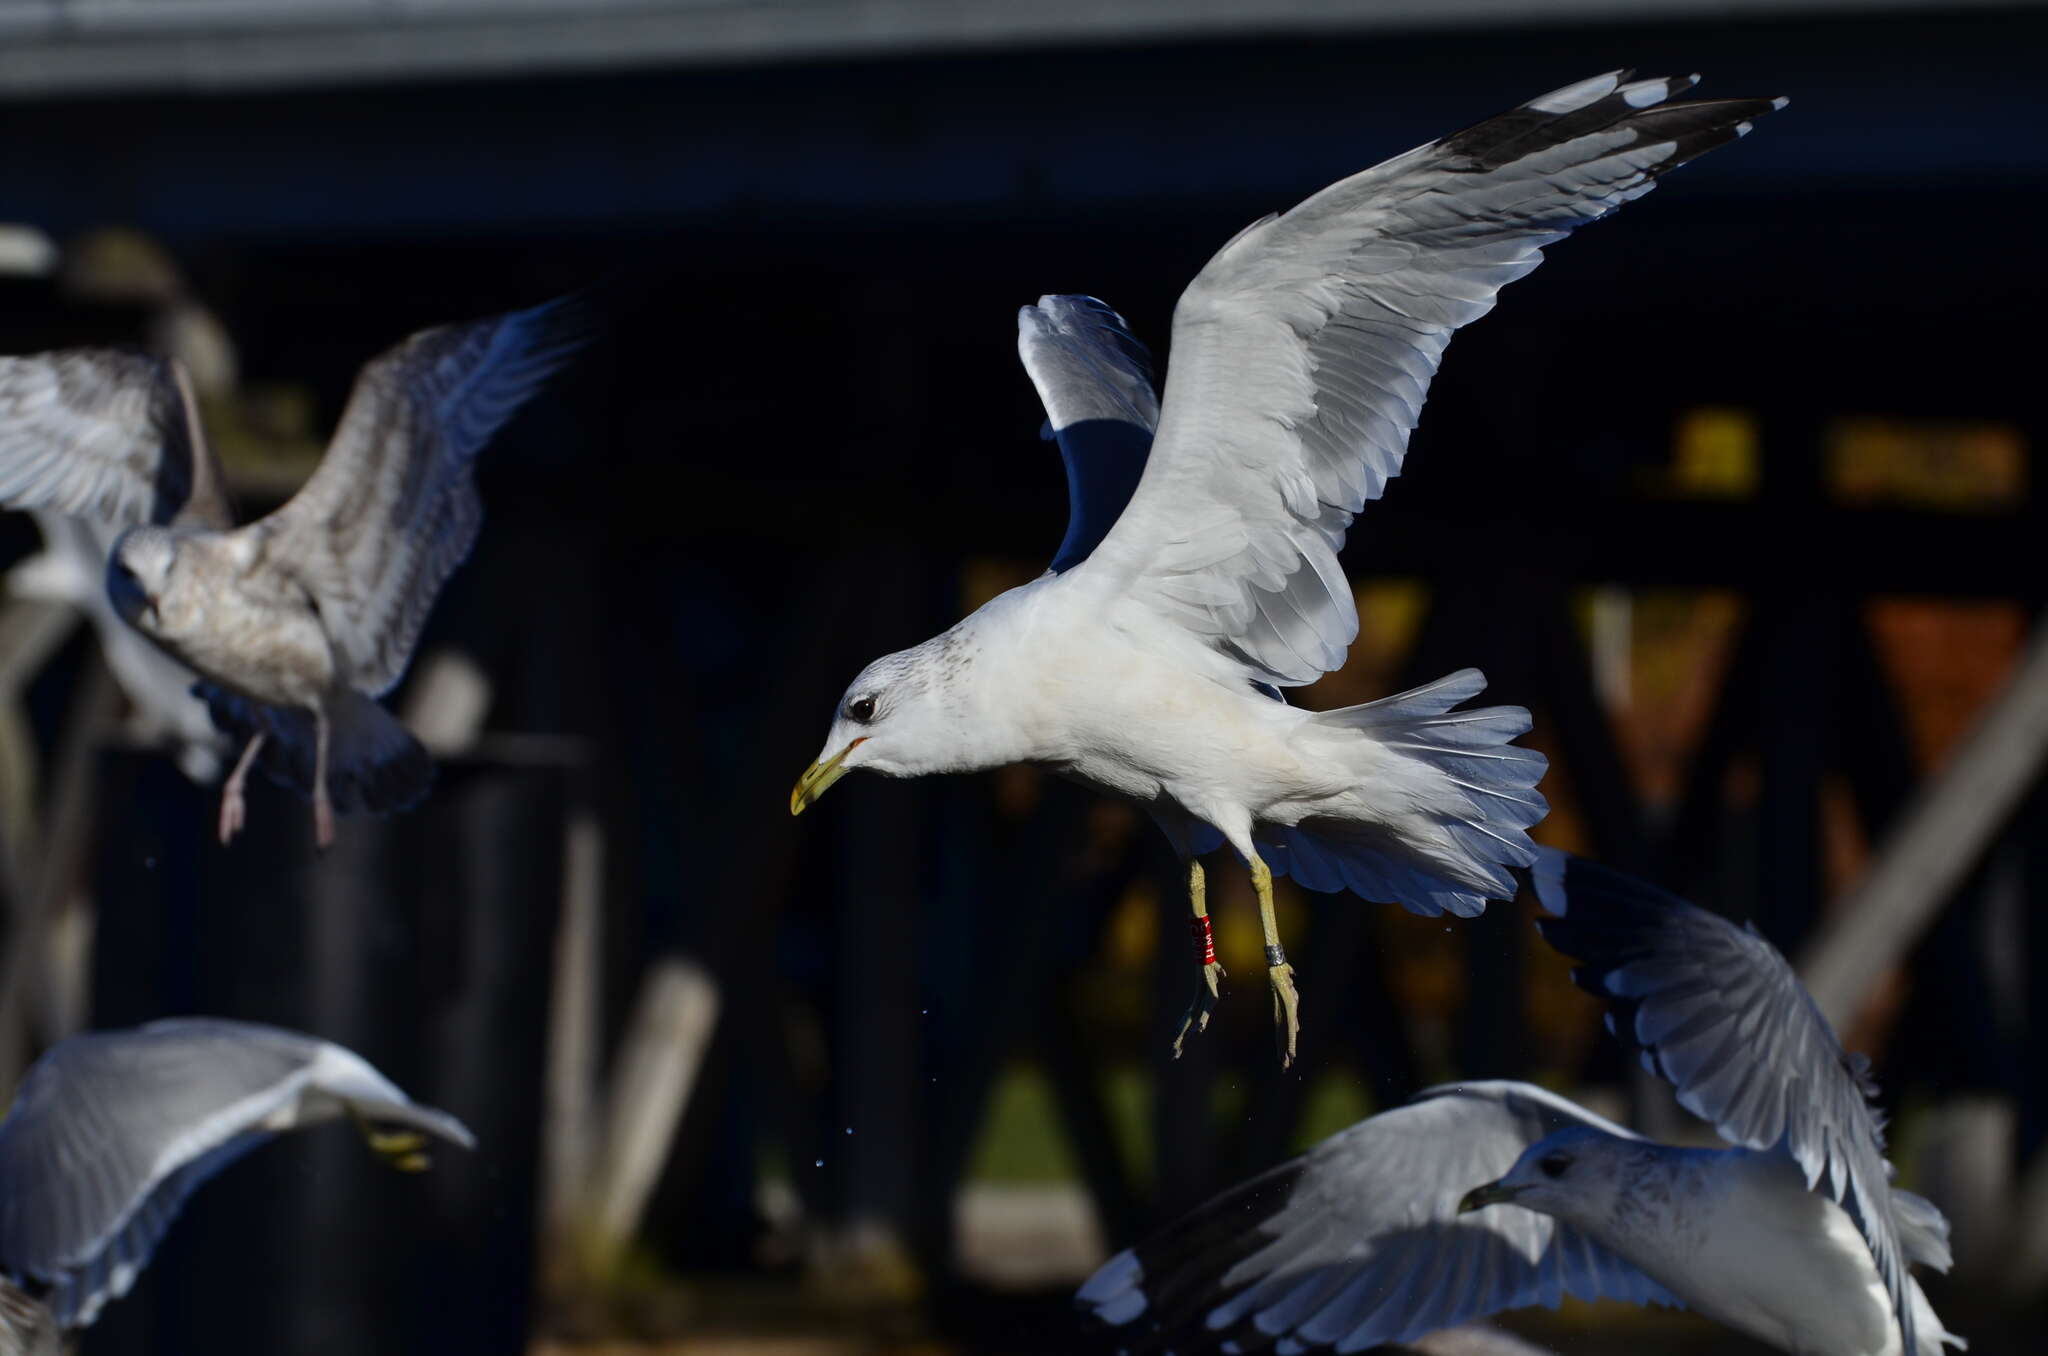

[218,733,266,846]
[312,708,334,850]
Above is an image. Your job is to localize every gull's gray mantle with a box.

[0,1018,472,1334]
[1077,853,1965,1356]
[0,296,590,845]
[798,71,1781,1062]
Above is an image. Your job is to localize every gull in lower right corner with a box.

[1078,848,1963,1356]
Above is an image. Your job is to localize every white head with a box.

[105,526,180,637]
[790,631,992,815]
[1457,1125,1645,1231]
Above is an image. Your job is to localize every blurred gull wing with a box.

[12,509,224,780]
[1532,848,1921,1356]
[1078,1080,1677,1354]
[1017,294,1160,573]
[0,349,229,530]
[245,294,593,697]
[1079,72,1785,686]
[0,1018,471,1330]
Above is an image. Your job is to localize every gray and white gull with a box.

[793,71,1782,1064]
[0,297,589,846]
[1077,849,1964,1356]
[0,1018,471,1353]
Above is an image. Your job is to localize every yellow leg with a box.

[1171,861,1227,1059]
[1251,856,1300,1068]
[350,1108,433,1172]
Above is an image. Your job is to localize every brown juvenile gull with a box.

[793,72,1782,1065]
[0,296,590,845]
[0,1018,472,1342]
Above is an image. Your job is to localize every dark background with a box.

[0,4,2041,1352]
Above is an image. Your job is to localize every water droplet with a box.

[813,1159,823,1168]
[844,1127,853,1136]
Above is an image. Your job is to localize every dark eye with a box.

[1539,1153,1570,1179]
[846,696,877,723]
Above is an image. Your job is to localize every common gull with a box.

[1076,849,1962,1356]
[794,72,1783,1064]
[0,1018,472,1338]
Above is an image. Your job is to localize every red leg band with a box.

[1190,915,1216,966]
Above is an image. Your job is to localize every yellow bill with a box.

[791,737,866,816]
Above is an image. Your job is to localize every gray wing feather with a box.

[248,295,591,696]
[1077,1081,1678,1354]
[0,1023,315,1313]
[0,1018,470,1331]
[1017,294,1159,433]
[1083,72,1784,686]
[0,350,229,531]
[1532,848,1926,1356]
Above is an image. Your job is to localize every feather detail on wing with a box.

[244,293,594,696]
[1532,849,1926,1356]
[0,350,229,531]
[1017,295,1160,573]
[0,1020,469,1330]
[1081,72,1785,685]
[0,1023,318,1326]
[1078,1080,1677,1354]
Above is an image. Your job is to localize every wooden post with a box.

[1801,619,2048,1028]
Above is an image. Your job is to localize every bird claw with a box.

[1268,962,1300,1069]
[362,1124,431,1171]
[1171,961,1226,1059]
[216,786,246,846]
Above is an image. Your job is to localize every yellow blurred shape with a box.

[958,559,1038,614]
[1670,406,1759,498]
[1828,415,2025,511]
[1104,879,1159,971]
[1291,1072,1373,1152]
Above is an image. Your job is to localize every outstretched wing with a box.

[0,350,229,531]
[1078,1080,1677,1353]
[1016,294,1160,572]
[247,294,593,695]
[0,1023,316,1326]
[1080,72,1784,686]
[0,1019,471,1329]
[1532,849,1922,1356]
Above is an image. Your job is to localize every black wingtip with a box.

[1445,71,1786,177]
[1076,1158,1309,1355]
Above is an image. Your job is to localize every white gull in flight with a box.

[1076,849,1963,1356]
[794,71,1783,1064]
[0,1018,471,1345]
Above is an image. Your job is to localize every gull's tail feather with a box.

[1907,1275,1968,1355]
[1265,669,1548,916]
[198,685,434,816]
[1894,1189,1955,1273]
